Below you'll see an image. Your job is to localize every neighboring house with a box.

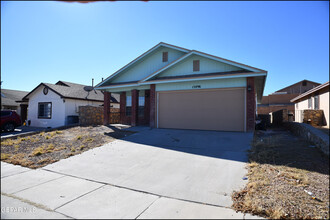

[95,42,267,132]
[291,81,329,128]
[1,88,29,122]
[258,80,320,115]
[22,81,119,128]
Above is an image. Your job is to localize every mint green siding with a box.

[103,84,150,93]
[111,46,186,83]
[156,77,246,92]
[155,54,244,79]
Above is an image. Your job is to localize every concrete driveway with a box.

[1,128,259,219]
[0,126,45,139]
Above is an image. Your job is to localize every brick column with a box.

[103,91,111,125]
[149,84,156,128]
[120,92,126,124]
[131,89,138,126]
[246,77,256,131]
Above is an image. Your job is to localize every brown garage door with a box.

[157,88,245,131]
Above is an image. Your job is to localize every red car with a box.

[1,110,22,132]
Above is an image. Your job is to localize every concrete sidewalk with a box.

[1,162,262,219]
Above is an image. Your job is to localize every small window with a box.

[162,52,168,62]
[302,80,307,86]
[126,95,132,116]
[193,60,200,72]
[38,102,52,119]
[314,94,319,110]
[308,97,312,109]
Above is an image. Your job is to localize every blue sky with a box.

[1,1,329,95]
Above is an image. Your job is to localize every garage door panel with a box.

[158,88,245,131]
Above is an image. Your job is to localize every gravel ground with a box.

[232,128,329,219]
[1,125,134,169]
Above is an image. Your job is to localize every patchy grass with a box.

[1,126,135,169]
[31,146,45,156]
[1,153,11,160]
[232,128,329,219]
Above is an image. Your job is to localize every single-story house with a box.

[258,80,320,115]
[22,81,119,128]
[95,42,267,132]
[1,89,29,122]
[291,81,329,128]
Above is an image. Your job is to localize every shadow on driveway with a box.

[104,126,253,163]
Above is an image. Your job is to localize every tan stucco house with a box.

[258,80,320,115]
[95,42,267,132]
[291,81,329,128]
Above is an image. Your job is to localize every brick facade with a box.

[103,92,110,125]
[246,77,256,131]
[119,89,151,126]
[79,106,119,125]
[149,84,156,128]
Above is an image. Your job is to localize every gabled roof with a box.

[140,50,266,82]
[95,42,190,88]
[275,79,320,93]
[291,81,329,102]
[1,89,29,107]
[96,42,267,90]
[22,81,119,103]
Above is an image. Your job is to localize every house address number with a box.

[192,85,201,89]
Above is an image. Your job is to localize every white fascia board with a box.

[95,73,266,91]
[140,73,267,85]
[94,83,139,90]
[162,44,190,53]
[193,51,262,72]
[96,44,164,88]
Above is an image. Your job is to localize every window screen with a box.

[38,102,52,119]
[126,95,132,116]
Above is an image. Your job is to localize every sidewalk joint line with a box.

[54,184,105,211]
[42,168,232,209]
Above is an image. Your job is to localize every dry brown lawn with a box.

[1,125,134,169]
[232,128,329,219]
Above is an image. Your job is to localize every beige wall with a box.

[294,87,329,127]
[319,91,329,128]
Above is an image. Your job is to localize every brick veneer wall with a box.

[150,84,156,128]
[284,122,329,156]
[246,77,256,131]
[79,106,119,125]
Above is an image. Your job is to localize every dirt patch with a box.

[232,128,329,219]
[1,125,135,169]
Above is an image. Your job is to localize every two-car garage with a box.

[157,88,246,132]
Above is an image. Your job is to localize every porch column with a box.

[103,91,111,125]
[149,84,156,128]
[131,89,138,126]
[120,92,126,124]
[246,77,255,131]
